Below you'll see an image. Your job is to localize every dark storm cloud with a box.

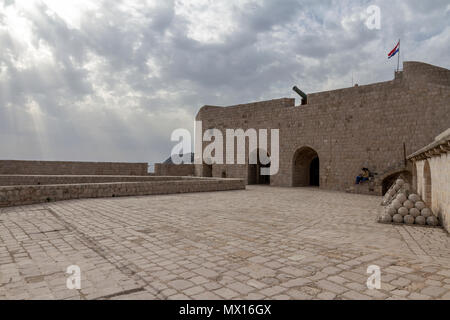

[0,0,448,164]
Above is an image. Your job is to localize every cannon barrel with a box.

[292,86,307,99]
[292,86,308,104]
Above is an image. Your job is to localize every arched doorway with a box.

[248,149,271,185]
[423,160,432,206]
[381,170,412,195]
[292,147,319,187]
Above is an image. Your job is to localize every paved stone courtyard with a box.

[0,186,449,300]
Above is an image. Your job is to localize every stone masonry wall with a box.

[154,164,195,176]
[196,62,450,194]
[0,175,183,186]
[0,177,245,207]
[0,160,148,176]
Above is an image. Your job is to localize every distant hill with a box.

[163,153,194,165]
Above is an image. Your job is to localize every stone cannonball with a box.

[403,183,411,192]
[427,216,439,227]
[421,208,433,218]
[398,207,409,217]
[392,199,402,210]
[387,206,397,217]
[388,189,397,197]
[404,215,415,225]
[408,194,420,203]
[409,208,420,218]
[396,179,405,187]
[403,200,414,210]
[415,216,426,226]
[415,201,426,211]
[380,214,393,223]
[394,185,401,192]
[393,214,404,224]
[396,194,407,203]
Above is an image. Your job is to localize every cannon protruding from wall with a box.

[293,86,308,105]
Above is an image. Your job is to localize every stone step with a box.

[346,181,379,195]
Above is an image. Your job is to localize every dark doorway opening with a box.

[203,164,212,177]
[248,150,271,185]
[259,161,271,185]
[309,157,320,186]
[292,147,320,187]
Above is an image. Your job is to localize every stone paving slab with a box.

[0,186,449,300]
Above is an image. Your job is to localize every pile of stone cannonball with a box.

[378,178,440,227]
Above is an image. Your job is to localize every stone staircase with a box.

[346,179,379,196]
[346,161,409,196]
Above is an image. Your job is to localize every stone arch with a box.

[423,160,432,206]
[292,147,320,187]
[248,149,271,185]
[381,170,412,195]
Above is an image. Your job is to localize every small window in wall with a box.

[222,170,226,178]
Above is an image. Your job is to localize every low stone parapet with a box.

[0,160,148,176]
[0,177,245,207]
[0,175,181,186]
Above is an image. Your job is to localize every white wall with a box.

[415,153,450,232]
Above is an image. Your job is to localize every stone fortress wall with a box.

[0,161,244,207]
[0,160,149,176]
[154,163,195,176]
[195,62,450,195]
[1,61,448,206]
[0,175,181,186]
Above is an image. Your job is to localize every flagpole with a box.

[397,39,400,72]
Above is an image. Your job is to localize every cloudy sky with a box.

[1,0,449,166]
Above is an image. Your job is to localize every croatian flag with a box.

[388,41,400,59]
